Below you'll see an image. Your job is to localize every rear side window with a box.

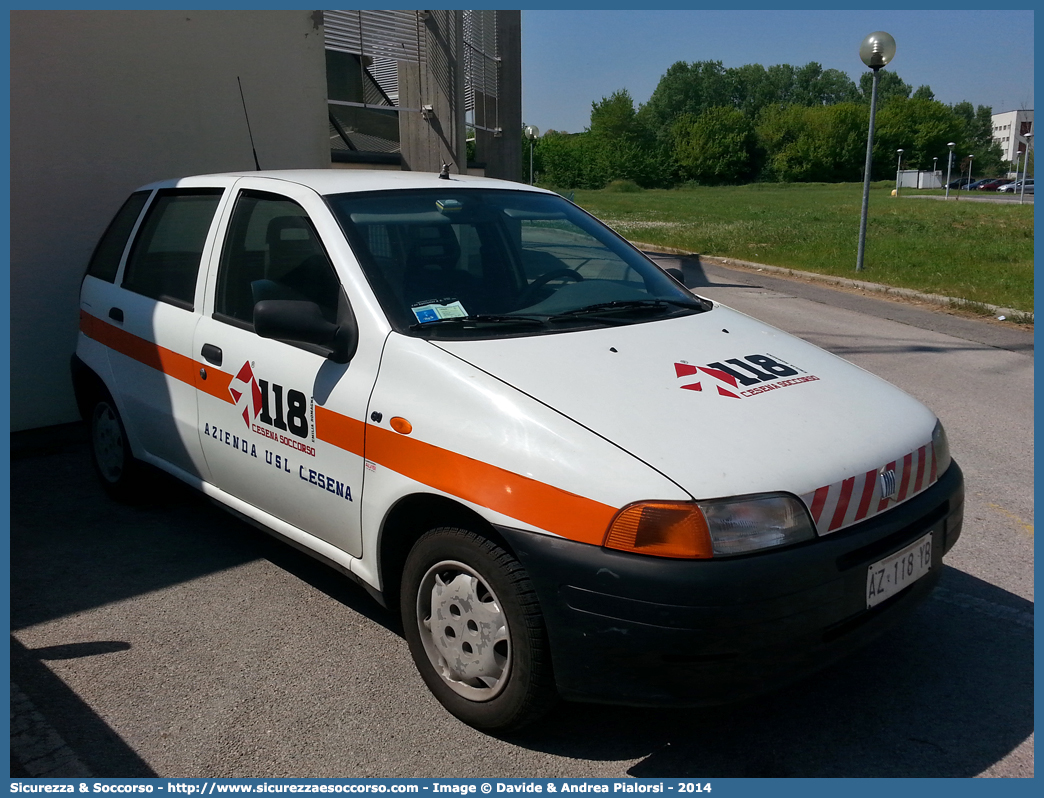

[85,191,151,283]
[122,188,223,310]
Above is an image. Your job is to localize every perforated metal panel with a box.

[324,10,425,63]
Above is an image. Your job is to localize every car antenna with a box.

[237,76,262,171]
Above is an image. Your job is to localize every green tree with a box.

[754,102,870,182]
[640,60,729,139]
[534,90,674,189]
[818,69,861,105]
[912,85,935,101]
[588,88,674,187]
[950,101,1005,174]
[726,63,773,116]
[589,89,642,139]
[764,63,797,106]
[672,106,756,184]
[859,69,912,106]
[874,98,958,172]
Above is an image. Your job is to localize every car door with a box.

[192,180,380,559]
[102,185,228,481]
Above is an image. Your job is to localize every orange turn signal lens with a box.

[390,417,413,435]
[604,501,714,559]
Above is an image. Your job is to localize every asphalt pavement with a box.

[10,258,1034,778]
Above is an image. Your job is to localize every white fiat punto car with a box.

[74,170,963,731]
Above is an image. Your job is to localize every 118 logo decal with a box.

[675,354,819,398]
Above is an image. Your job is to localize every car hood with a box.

[433,305,938,504]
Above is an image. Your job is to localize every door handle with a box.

[201,344,223,366]
[108,307,124,323]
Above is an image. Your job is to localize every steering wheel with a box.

[518,268,584,307]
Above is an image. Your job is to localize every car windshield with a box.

[326,188,708,338]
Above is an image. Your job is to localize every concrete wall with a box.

[475,11,522,183]
[398,10,468,175]
[10,10,329,431]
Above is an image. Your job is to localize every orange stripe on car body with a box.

[82,311,620,545]
[364,422,618,545]
[315,405,366,457]
[80,310,233,403]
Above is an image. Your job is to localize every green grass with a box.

[568,182,1034,313]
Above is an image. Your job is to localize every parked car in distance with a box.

[946,177,974,189]
[997,178,1033,194]
[975,178,1013,191]
[963,179,996,191]
[73,169,965,732]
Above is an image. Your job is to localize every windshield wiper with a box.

[409,314,548,331]
[549,298,706,320]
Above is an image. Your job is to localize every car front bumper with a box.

[498,462,964,706]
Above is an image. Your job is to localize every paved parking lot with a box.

[10,260,1033,778]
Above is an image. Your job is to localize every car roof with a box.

[137,169,555,197]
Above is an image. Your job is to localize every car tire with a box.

[401,527,557,732]
[89,393,143,500]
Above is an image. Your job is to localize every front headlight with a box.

[604,493,816,559]
[699,493,816,556]
[932,420,952,477]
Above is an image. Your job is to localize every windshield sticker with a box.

[411,299,467,323]
[675,353,819,398]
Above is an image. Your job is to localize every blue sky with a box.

[521,9,1035,133]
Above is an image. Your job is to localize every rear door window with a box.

[85,191,151,283]
[121,188,223,309]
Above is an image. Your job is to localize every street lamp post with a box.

[895,149,904,196]
[523,125,539,185]
[955,154,972,202]
[856,31,897,272]
[932,156,938,188]
[1020,132,1032,204]
[945,142,955,198]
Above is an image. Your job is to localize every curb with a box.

[632,242,1033,324]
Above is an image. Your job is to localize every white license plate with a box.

[866,532,933,608]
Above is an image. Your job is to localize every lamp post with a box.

[856,31,896,272]
[523,124,539,185]
[945,142,955,198]
[932,156,938,188]
[895,149,904,196]
[1020,132,1032,204]
[955,154,972,202]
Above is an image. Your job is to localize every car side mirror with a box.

[253,299,357,364]
[665,267,686,286]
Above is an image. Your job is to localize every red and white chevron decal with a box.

[801,442,939,535]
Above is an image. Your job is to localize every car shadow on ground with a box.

[642,252,750,291]
[11,434,395,635]
[11,439,1032,777]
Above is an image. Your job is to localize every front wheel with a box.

[401,527,557,732]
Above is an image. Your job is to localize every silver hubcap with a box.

[416,560,511,701]
[93,403,125,483]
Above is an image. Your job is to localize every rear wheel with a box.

[90,395,142,500]
[401,527,557,732]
